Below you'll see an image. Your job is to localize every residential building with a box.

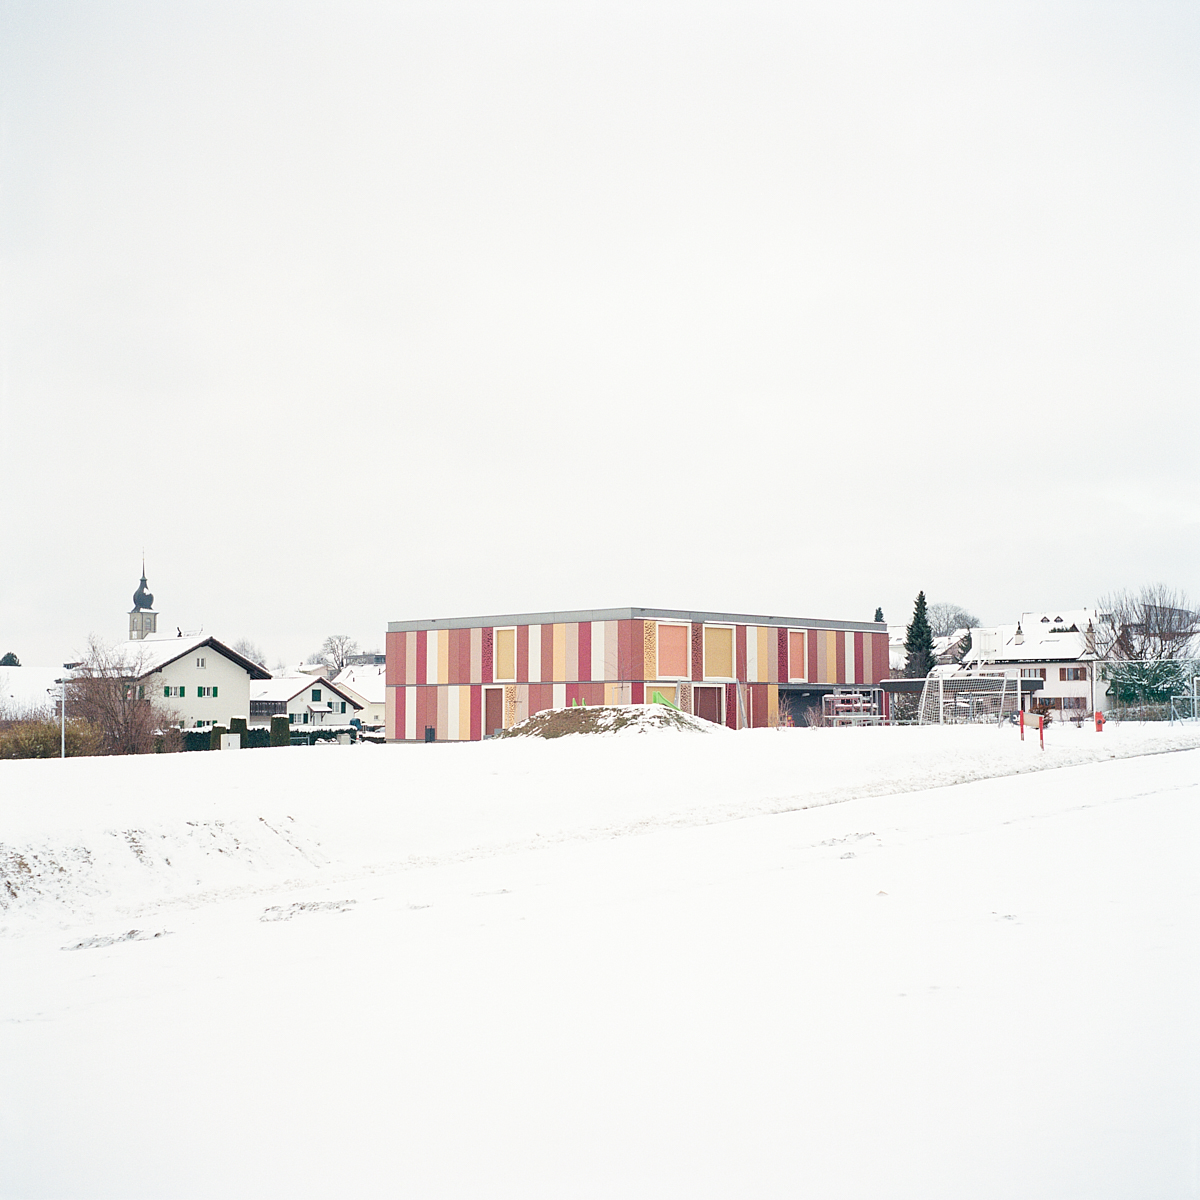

[249,676,362,728]
[960,609,1108,717]
[332,663,386,727]
[118,635,272,728]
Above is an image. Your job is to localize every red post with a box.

[1095,711,1105,733]
[1039,713,1044,750]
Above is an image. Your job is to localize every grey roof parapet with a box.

[387,607,885,634]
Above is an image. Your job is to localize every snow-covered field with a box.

[2,719,1199,1198]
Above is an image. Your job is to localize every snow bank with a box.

[2,719,1199,931]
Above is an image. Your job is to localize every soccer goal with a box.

[917,672,1020,725]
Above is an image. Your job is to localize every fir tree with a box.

[873,608,884,623]
[904,591,936,677]
[0,652,19,667]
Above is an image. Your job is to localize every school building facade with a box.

[385,607,889,741]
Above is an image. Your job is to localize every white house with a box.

[248,676,362,728]
[960,608,1110,718]
[331,663,386,727]
[117,635,273,728]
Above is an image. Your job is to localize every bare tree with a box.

[315,634,359,672]
[232,638,266,667]
[927,602,980,638]
[67,636,182,755]
[1099,585,1199,660]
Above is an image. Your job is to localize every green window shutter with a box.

[179,687,185,698]
[164,687,170,698]
[213,686,218,698]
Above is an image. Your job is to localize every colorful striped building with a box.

[385,607,888,741]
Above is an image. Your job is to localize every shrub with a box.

[270,715,290,747]
[0,718,103,759]
[183,729,211,752]
[228,717,248,748]
[208,724,228,751]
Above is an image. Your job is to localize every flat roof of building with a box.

[388,607,885,634]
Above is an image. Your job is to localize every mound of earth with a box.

[496,704,726,739]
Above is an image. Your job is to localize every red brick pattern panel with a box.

[691,623,704,681]
[481,627,493,684]
[725,683,738,729]
[469,686,481,741]
[386,631,403,688]
[778,628,788,685]
[873,633,889,682]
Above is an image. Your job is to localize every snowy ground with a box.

[2,720,1199,1198]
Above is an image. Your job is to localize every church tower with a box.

[129,562,158,640]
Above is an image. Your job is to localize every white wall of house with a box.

[149,651,253,728]
[286,682,355,726]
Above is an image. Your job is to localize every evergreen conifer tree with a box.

[904,591,936,677]
[873,608,884,623]
[0,651,20,667]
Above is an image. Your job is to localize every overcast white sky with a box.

[2,0,1196,667]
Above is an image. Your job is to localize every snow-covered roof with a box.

[108,636,273,680]
[332,664,386,704]
[963,608,1102,665]
[251,676,362,708]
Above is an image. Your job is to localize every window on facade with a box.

[704,627,734,678]
[1021,668,1047,679]
[196,657,206,669]
[1061,667,1087,681]
[495,628,516,681]
[1062,696,1087,709]
[657,624,689,678]
[788,630,806,680]
[312,689,322,702]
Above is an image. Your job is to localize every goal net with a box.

[917,672,1020,725]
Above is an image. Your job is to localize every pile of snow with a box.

[498,702,723,738]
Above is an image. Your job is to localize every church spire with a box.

[129,562,158,640]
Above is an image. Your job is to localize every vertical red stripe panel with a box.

[517,625,529,683]
[392,685,404,740]
[691,622,703,681]
[875,633,889,682]
[459,629,471,685]
[835,632,846,683]
[808,630,819,683]
[577,621,592,682]
[414,685,426,740]
[631,681,644,704]
[754,683,767,727]
[725,683,738,729]
[736,626,747,682]
[586,682,604,706]
[618,621,633,681]
[415,630,427,685]
[541,625,554,683]
[854,632,864,683]
[470,685,481,741]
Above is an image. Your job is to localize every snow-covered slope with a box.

[2,724,1198,1198]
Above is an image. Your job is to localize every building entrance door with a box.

[693,685,722,724]
[484,688,503,737]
